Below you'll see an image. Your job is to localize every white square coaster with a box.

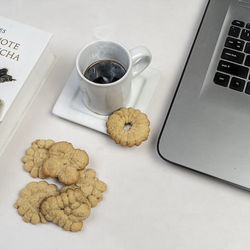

[52,67,160,134]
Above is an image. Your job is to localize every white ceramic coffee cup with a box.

[76,40,152,115]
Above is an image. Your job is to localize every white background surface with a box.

[1,0,250,249]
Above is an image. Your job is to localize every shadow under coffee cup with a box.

[76,40,152,115]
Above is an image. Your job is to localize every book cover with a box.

[0,16,52,121]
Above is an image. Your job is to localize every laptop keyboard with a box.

[214,20,250,94]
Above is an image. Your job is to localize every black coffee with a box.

[84,60,126,84]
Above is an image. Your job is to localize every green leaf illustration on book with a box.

[0,68,16,83]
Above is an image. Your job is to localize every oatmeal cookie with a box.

[14,181,59,224]
[22,139,55,178]
[40,188,91,232]
[106,107,150,147]
[42,142,89,185]
[61,168,107,207]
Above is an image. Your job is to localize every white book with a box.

[0,16,54,156]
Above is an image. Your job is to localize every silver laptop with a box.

[157,0,250,190]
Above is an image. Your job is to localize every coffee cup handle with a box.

[129,46,152,78]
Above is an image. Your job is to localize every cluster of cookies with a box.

[106,107,150,147]
[14,140,107,232]
[14,108,149,231]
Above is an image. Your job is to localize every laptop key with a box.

[229,77,245,92]
[246,23,250,30]
[232,20,245,27]
[217,60,249,79]
[240,29,250,41]
[229,26,241,37]
[245,82,250,94]
[245,55,250,67]
[221,48,244,64]
[214,72,230,87]
[225,37,244,51]
[244,42,250,53]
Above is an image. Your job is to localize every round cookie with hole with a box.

[106,107,150,147]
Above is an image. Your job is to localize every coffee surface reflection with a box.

[84,60,126,84]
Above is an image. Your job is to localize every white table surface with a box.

[1,0,250,249]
